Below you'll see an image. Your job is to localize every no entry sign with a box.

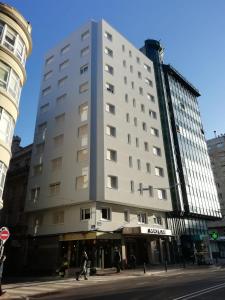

[0,227,10,243]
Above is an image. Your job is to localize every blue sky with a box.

[6,0,225,146]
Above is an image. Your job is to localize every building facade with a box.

[207,134,225,260]
[141,40,221,262]
[25,20,173,273]
[0,136,32,275]
[0,3,32,209]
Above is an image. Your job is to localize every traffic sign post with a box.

[0,227,10,244]
[210,231,219,241]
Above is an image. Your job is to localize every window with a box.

[129,50,132,57]
[157,189,167,200]
[130,65,133,73]
[137,159,141,170]
[77,148,88,162]
[53,211,64,224]
[138,71,142,79]
[78,124,88,146]
[101,208,111,221]
[35,142,44,155]
[79,103,88,121]
[150,127,159,137]
[153,146,161,156]
[133,98,136,107]
[145,78,153,87]
[59,60,69,71]
[127,134,131,144]
[80,64,88,75]
[81,30,90,41]
[60,44,70,55]
[122,44,125,52]
[30,187,40,203]
[45,55,54,65]
[139,87,143,95]
[142,122,147,131]
[104,31,112,41]
[76,175,88,189]
[129,156,133,168]
[144,142,149,152]
[131,81,134,89]
[107,175,118,189]
[54,134,64,147]
[136,57,140,63]
[124,210,130,222]
[154,216,162,225]
[106,149,117,161]
[106,125,116,137]
[126,113,130,123]
[123,60,126,67]
[144,63,151,73]
[80,46,89,57]
[148,186,153,197]
[105,82,114,94]
[81,208,91,220]
[124,76,127,84]
[146,163,151,173]
[155,167,164,177]
[135,137,139,147]
[42,86,51,96]
[40,103,49,114]
[105,103,115,114]
[55,113,65,126]
[105,64,114,75]
[149,110,157,119]
[0,161,7,199]
[33,164,43,176]
[0,107,14,145]
[147,93,155,102]
[51,157,62,171]
[104,47,113,57]
[44,71,52,81]
[37,122,47,141]
[58,76,67,88]
[33,215,43,228]
[0,60,10,89]
[138,212,147,224]
[79,82,88,93]
[125,94,128,102]
[141,104,145,112]
[130,181,134,193]
[56,94,66,105]
[134,117,137,126]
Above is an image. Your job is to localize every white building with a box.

[25,20,173,272]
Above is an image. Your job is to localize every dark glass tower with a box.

[141,40,221,261]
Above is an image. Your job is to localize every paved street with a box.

[1,266,225,299]
[34,268,225,300]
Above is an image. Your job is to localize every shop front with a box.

[122,226,173,265]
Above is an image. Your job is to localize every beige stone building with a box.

[25,20,173,272]
[0,3,32,209]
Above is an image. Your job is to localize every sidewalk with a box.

[0,265,222,299]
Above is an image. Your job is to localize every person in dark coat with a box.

[76,250,88,280]
[114,247,121,273]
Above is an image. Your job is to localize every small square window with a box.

[107,176,118,189]
[129,156,133,167]
[44,71,52,81]
[145,78,153,87]
[80,46,89,57]
[146,163,151,173]
[130,181,134,193]
[144,64,151,73]
[155,167,164,177]
[124,210,130,222]
[106,125,116,137]
[129,50,132,57]
[80,208,91,220]
[59,59,69,71]
[130,65,133,73]
[144,142,149,152]
[80,64,89,74]
[142,122,147,131]
[150,127,159,137]
[105,82,114,94]
[149,110,157,119]
[77,148,88,162]
[76,175,88,189]
[79,82,88,93]
[127,134,131,144]
[106,149,117,161]
[157,189,167,200]
[101,208,111,220]
[136,57,140,64]
[105,103,115,114]
[58,76,67,88]
[104,31,112,41]
[141,104,145,112]
[60,44,70,55]
[139,87,143,95]
[105,64,114,75]
[153,146,161,156]
[105,47,113,57]
[147,93,155,102]
[138,212,147,224]
[42,86,51,96]
[123,60,126,67]
[45,55,54,65]
[81,30,90,41]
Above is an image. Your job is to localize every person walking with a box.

[76,250,88,281]
[0,255,6,296]
[59,256,69,277]
[114,247,121,273]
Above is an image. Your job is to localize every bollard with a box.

[143,262,146,274]
[164,260,168,272]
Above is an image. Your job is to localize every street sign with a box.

[0,227,10,243]
[210,231,219,241]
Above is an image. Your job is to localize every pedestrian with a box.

[114,247,121,273]
[0,255,6,296]
[59,256,69,277]
[129,254,136,269]
[76,250,88,281]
